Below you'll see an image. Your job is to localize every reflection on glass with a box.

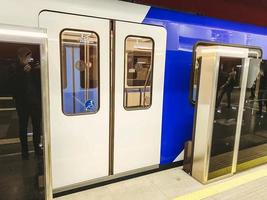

[208,57,243,180]
[192,57,202,102]
[124,36,154,109]
[237,59,267,171]
[61,30,99,114]
[0,42,44,199]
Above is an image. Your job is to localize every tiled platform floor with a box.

[56,164,267,200]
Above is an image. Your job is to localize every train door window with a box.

[60,29,99,115]
[124,36,154,109]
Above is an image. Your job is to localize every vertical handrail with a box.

[86,40,90,100]
[72,47,76,113]
[84,40,87,102]
[142,67,152,107]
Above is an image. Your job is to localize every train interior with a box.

[191,44,267,183]
[60,32,153,113]
[0,42,45,200]
[124,36,153,108]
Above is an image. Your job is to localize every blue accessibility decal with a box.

[85,99,95,111]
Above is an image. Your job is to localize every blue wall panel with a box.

[143,7,267,164]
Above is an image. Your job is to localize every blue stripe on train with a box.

[143,7,267,164]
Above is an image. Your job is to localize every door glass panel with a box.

[124,36,154,109]
[60,30,99,114]
[0,42,44,199]
[237,59,267,171]
[208,57,243,180]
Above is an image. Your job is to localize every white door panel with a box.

[114,21,166,173]
[39,12,110,189]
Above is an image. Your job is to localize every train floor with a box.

[56,163,267,200]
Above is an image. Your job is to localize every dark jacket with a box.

[8,61,41,108]
[259,61,267,91]
[221,70,236,91]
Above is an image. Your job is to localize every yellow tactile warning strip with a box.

[173,166,267,200]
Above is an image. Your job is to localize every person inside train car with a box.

[8,47,42,160]
[257,60,267,116]
[250,80,256,100]
[216,66,237,113]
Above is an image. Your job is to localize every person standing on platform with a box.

[9,47,42,159]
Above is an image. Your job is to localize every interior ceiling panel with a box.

[132,0,267,27]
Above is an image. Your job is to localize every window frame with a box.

[59,28,100,116]
[123,35,155,111]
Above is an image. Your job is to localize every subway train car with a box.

[1,0,267,199]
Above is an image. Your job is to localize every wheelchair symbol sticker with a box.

[85,99,95,111]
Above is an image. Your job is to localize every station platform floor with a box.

[56,163,267,200]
